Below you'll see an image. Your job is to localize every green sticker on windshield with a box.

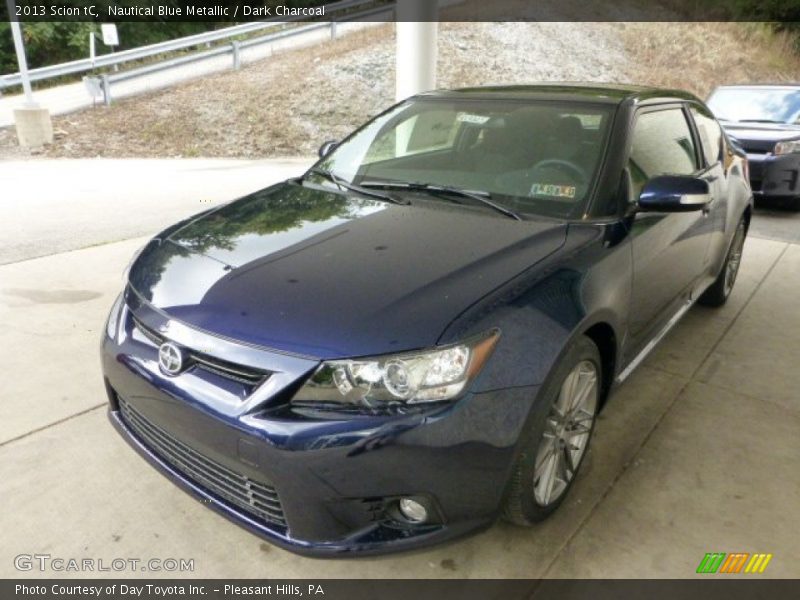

[530,183,577,199]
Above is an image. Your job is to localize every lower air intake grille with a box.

[118,397,287,529]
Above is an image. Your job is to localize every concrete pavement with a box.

[747,203,800,245]
[0,159,798,578]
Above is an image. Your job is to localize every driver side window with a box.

[628,108,699,201]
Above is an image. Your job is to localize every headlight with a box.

[773,140,800,155]
[291,330,500,410]
[105,293,124,340]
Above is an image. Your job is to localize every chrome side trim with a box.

[615,298,693,384]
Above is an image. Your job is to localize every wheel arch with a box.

[581,320,618,411]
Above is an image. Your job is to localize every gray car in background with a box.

[708,84,800,209]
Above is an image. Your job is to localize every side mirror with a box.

[318,140,338,158]
[638,175,710,212]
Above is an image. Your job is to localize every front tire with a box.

[502,336,601,525]
[698,216,747,308]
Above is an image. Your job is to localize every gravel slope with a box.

[0,22,632,159]
[1,21,797,159]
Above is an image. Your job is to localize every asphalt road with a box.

[1,157,314,265]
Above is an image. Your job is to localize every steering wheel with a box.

[530,159,588,184]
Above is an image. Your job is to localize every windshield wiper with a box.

[307,169,409,205]
[361,180,522,221]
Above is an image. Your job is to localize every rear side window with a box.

[690,105,723,165]
[628,108,698,198]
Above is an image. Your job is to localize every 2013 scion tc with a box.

[102,84,752,555]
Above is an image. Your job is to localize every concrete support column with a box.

[13,107,54,147]
[6,7,53,147]
[395,0,439,101]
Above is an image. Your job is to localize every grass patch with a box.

[619,22,800,98]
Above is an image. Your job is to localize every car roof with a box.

[419,82,700,105]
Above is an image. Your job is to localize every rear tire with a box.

[698,216,747,308]
[502,336,601,525]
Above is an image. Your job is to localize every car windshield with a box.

[707,87,800,124]
[313,98,614,219]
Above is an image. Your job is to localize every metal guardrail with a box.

[99,5,394,106]
[0,0,393,94]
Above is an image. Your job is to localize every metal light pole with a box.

[395,0,439,101]
[6,0,35,105]
[6,0,53,145]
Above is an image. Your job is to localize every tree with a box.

[0,22,219,76]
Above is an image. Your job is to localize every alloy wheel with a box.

[724,221,746,296]
[533,360,598,506]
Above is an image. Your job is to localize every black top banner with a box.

[3,0,800,23]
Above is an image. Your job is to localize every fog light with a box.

[398,498,428,523]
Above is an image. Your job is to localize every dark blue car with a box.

[102,84,752,556]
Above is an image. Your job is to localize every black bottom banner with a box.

[3,579,800,600]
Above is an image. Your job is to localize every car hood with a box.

[722,122,800,153]
[128,181,567,359]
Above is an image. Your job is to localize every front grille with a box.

[746,159,764,192]
[738,139,775,154]
[132,316,270,386]
[118,396,287,528]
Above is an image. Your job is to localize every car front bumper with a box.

[746,152,800,200]
[101,296,534,556]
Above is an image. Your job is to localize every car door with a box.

[688,103,729,267]
[626,105,714,352]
